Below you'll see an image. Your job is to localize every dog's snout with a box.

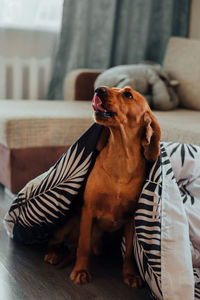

[95,87,107,97]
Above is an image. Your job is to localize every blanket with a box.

[3,124,200,300]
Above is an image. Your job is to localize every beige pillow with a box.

[163,37,200,110]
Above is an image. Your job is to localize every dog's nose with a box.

[94,87,107,97]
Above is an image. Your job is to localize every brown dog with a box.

[45,87,161,287]
[70,86,161,286]
[44,215,80,267]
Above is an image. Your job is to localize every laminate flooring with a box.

[0,186,150,300]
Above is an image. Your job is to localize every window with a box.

[0,0,63,32]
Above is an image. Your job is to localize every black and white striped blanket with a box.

[4,124,200,300]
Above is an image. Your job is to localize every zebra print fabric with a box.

[194,269,200,300]
[121,157,162,299]
[4,123,102,243]
[134,157,162,299]
[4,124,200,299]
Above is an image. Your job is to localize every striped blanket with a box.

[4,124,200,300]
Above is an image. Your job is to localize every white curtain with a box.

[0,0,64,99]
[0,0,63,31]
[0,0,64,59]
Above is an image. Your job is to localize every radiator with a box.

[0,57,52,100]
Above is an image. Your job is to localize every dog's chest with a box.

[94,192,136,232]
[84,164,143,232]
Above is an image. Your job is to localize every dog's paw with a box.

[70,268,92,284]
[123,273,143,288]
[44,252,61,265]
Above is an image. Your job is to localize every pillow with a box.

[164,37,200,110]
[94,64,179,110]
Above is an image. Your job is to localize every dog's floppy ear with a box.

[142,111,161,161]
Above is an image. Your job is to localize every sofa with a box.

[0,100,93,193]
[0,37,199,194]
[64,37,200,146]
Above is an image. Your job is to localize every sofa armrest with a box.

[64,69,102,101]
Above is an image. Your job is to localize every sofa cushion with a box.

[0,100,199,149]
[163,37,200,110]
[154,109,200,145]
[0,100,93,148]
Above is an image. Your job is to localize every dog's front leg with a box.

[123,219,142,288]
[70,205,93,284]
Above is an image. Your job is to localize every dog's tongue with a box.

[92,95,106,112]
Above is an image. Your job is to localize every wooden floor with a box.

[0,186,150,300]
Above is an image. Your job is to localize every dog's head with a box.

[92,86,161,161]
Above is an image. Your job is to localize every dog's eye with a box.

[123,91,133,99]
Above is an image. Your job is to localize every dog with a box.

[44,214,80,268]
[45,86,161,287]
